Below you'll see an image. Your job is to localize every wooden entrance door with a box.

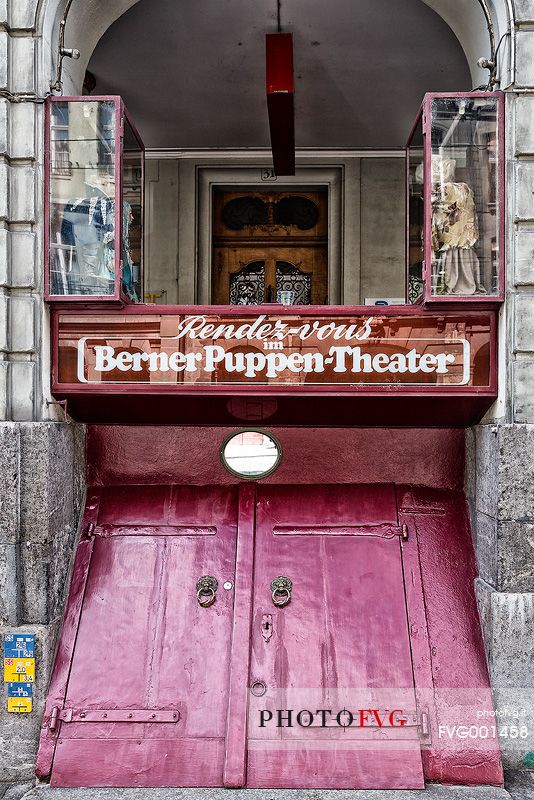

[212,190,328,304]
[247,484,425,789]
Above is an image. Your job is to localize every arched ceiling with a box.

[86,0,471,150]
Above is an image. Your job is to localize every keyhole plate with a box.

[262,613,273,642]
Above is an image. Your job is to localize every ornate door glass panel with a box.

[276,261,311,304]
[229,261,265,305]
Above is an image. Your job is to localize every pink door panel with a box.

[247,484,424,789]
[46,485,238,788]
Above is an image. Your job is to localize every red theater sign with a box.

[52,308,496,424]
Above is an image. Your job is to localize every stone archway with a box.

[422,0,513,87]
[38,0,143,94]
[37,0,514,96]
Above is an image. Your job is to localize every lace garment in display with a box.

[429,157,486,295]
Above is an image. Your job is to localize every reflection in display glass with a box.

[429,97,499,297]
[407,117,425,303]
[48,100,143,300]
[121,118,143,301]
[49,101,117,296]
[221,431,281,478]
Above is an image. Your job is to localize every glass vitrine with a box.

[45,96,144,302]
[407,92,504,303]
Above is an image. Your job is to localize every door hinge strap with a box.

[272,523,408,540]
[48,705,60,732]
[84,523,111,540]
[58,708,180,723]
[83,522,96,539]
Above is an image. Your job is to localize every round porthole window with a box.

[220,430,282,479]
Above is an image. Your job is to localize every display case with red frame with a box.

[406,92,504,305]
[45,96,144,303]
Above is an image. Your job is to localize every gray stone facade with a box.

[0,423,85,780]
[467,424,534,769]
[465,2,534,769]
[0,0,534,787]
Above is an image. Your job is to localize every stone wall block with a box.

[497,521,534,592]
[514,227,534,285]
[9,296,35,353]
[0,161,9,220]
[0,293,7,352]
[486,590,534,685]
[0,541,19,625]
[471,425,534,590]
[19,424,74,544]
[498,425,534,520]
[0,423,19,541]
[513,0,534,22]
[0,227,8,286]
[10,164,35,223]
[10,102,35,160]
[465,427,476,502]
[0,98,8,156]
[475,578,492,666]
[0,362,7,420]
[475,581,534,768]
[9,0,39,30]
[474,424,499,517]
[475,511,498,586]
[9,38,34,95]
[515,162,534,221]
[515,30,534,88]
[0,622,60,781]
[513,360,534,422]
[49,516,78,621]
[0,424,19,625]
[515,95,534,156]
[19,423,86,622]
[72,422,86,515]
[9,361,34,421]
[514,294,534,351]
[19,540,49,623]
[0,32,7,90]
[9,230,35,288]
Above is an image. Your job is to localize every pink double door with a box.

[37,483,424,789]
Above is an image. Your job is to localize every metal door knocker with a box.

[196,576,218,607]
[271,576,292,607]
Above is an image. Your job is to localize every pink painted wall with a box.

[398,486,502,785]
[84,425,503,786]
[87,426,465,489]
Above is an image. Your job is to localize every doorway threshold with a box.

[19,784,513,800]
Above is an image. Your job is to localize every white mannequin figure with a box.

[417,155,485,295]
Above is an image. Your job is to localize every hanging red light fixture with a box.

[265,32,295,176]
